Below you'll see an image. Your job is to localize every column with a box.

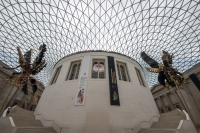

[154,98,160,112]
[27,96,34,110]
[164,93,175,110]
[171,90,186,110]
[158,96,167,112]
[19,95,27,107]
[7,88,21,107]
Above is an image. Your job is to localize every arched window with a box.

[67,61,81,80]
[75,64,81,79]
[99,62,105,79]
[70,64,77,80]
[92,60,105,79]
[117,62,129,82]
[135,68,145,87]
[120,66,127,81]
[117,65,121,80]
[92,62,98,78]
[51,66,62,84]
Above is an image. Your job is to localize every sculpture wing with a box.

[162,50,173,65]
[146,67,160,73]
[3,66,20,70]
[30,78,37,94]
[158,71,166,86]
[141,52,159,68]
[24,50,32,63]
[17,47,27,65]
[32,44,47,75]
[22,83,28,95]
[31,60,46,75]
[162,50,170,55]
[34,44,47,66]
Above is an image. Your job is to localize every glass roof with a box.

[0,0,199,87]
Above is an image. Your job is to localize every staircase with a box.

[138,109,186,133]
[7,106,56,133]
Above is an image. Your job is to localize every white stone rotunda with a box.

[34,51,159,133]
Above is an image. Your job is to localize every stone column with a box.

[158,96,167,112]
[19,95,27,107]
[164,93,175,110]
[8,88,21,107]
[27,96,34,110]
[171,90,185,110]
[154,98,160,111]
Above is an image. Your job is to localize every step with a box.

[151,121,180,129]
[13,118,43,127]
[8,110,34,117]
[10,109,34,115]
[160,110,182,117]
[7,113,35,120]
[7,106,57,133]
[159,115,185,122]
[139,128,177,133]
[16,127,56,133]
[10,106,33,112]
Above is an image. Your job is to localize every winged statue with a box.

[141,51,200,127]
[141,51,185,90]
[3,44,47,96]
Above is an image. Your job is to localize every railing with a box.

[35,113,70,133]
[1,106,17,128]
[124,109,187,132]
[2,106,69,133]
[1,105,17,117]
[124,115,159,132]
[177,109,190,130]
[182,110,190,120]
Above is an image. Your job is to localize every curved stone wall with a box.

[35,52,159,133]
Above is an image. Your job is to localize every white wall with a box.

[35,52,159,133]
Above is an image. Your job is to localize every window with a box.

[67,61,81,80]
[92,59,105,79]
[135,68,145,87]
[51,66,62,85]
[117,62,130,82]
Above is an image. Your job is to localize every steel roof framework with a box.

[0,0,199,87]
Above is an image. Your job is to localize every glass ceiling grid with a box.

[0,0,199,87]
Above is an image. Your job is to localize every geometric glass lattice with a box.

[0,0,199,87]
